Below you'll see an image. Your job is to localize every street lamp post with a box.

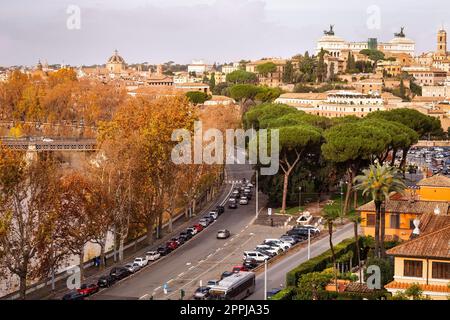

[264,258,268,300]
[299,186,302,211]
[256,170,259,218]
[307,228,311,260]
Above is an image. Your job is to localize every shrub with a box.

[270,287,297,300]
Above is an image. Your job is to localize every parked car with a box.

[133,257,148,267]
[77,283,99,296]
[243,258,258,269]
[243,251,269,262]
[186,227,198,236]
[217,229,231,239]
[62,291,85,300]
[172,236,185,246]
[209,210,219,220]
[166,240,178,251]
[157,246,171,256]
[267,288,282,299]
[299,225,321,235]
[220,271,234,280]
[205,216,215,224]
[193,224,204,232]
[216,205,225,214]
[179,232,191,241]
[256,244,281,255]
[232,265,248,273]
[109,267,131,280]
[124,263,139,273]
[146,251,161,261]
[97,275,116,288]
[228,202,238,209]
[255,248,276,259]
[279,235,297,245]
[199,218,209,227]
[232,189,240,197]
[264,239,292,250]
[247,182,254,188]
[239,197,248,205]
[193,286,211,300]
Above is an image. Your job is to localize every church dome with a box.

[107,50,125,64]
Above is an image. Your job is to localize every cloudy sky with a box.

[0,0,448,66]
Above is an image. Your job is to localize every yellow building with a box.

[385,217,450,300]
[416,174,450,201]
[357,199,449,241]
[357,174,450,241]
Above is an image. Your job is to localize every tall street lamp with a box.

[298,186,302,211]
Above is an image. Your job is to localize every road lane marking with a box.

[164,234,255,299]
[167,279,174,284]
[139,294,149,300]
[178,272,185,277]
[189,266,195,270]
[154,286,161,292]
[199,259,205,263]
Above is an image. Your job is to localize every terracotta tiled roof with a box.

[345,282,378,293]
[278,93,328,100]
[417,174,450,188]
[386,225,450,259]
[385,281,450,293]
[356,199,450,215]
[419,212,450,235]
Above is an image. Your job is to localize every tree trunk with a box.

[146,220,153,245]
[79,246,85,282]
[281,172,289,214]
[380,202,386,259]
[343,169,353,214]
[19,271,27,300]
[400,148,409,177]
[354,221,362,284]
[374,200,381,258]
[328,222,338,291]
[390,149,397,167]
[353,190,358,211]
[99,242,106,270]
[168,212,173,233]
[118,238,124,261]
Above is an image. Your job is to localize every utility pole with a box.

[299,186,302,211]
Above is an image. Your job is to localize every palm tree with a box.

[322,205,340,290]
[353,163,406,258]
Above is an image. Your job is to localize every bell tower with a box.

[437,28,447,55]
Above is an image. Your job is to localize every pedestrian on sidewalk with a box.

[104,256,107,267]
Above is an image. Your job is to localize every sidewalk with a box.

[8,182,230,300]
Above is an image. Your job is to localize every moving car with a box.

[62,291,85,300]
[220,271,234,280]
[133,257,148,267]
[146,251,161,261]
[239,197,248,205]
[77,283,99,296]
[243,251,269,262]
[109,267,131,280]
[157,246,171,256]
[207,280,220,286]
[193,286,211,300]
[228,202,237,209]
[217,229,231,239]
[97,275,116,288]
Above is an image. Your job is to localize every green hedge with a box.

[286,238,359,286]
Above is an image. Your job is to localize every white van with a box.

[243,251,269,262]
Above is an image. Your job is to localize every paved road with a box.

[247,223,354,300]
[92,163,259,300]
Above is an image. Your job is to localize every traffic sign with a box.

[268,208,272,216]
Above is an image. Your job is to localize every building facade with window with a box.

[385,224,450,300]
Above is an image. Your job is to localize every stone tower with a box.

[437,28,447,55]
